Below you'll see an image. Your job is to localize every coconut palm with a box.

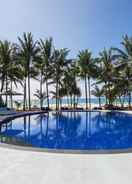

[69,62,80,108]
[92,85,104,107]
[0,41,23,107]
[38,38,53,109]
[63,64,81,108]
[0,41,13,103]
[77,49,96,109]
[52,48,70,110]
[8,48,24,108]
[18,32,39,110]
[118,65,132,107]
[34,89,47,109]
[98,48,116,105]
[112,35,132,107]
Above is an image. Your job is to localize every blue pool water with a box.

[1,111,132,150]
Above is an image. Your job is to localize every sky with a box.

[0,0,132,99]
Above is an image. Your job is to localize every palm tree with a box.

[77,49,96,109]
[112,35,132,108]
[38,38,53,109]
[8,45,24,108]
[0,40,12,105]
[0,41,23,107]
[116,65,132,107]
[92,85,103,107]
[98,48,115,105]
[34,89,47,109]
[18,32,39,110]
[52,48,69,110]
[62,63,81,108]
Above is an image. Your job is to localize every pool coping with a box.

[0,110,48,124]
[1,142,132,155]
[0,110,132,155]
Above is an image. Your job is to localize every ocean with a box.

[31,97,130,107]
[7,97,130,108]
[31,98,109,107]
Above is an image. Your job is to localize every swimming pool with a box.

[0,111,132,151]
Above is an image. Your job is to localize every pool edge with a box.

[1,110,132,155]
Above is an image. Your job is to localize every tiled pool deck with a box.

[0,146,132,184]
[0,110,132,184]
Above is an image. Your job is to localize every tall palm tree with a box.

[0,41,23,107]
[92,85,103,107]
[34,89,47,109]
[98,48,115,105]
[77,49,96,109]
[18,32,39,110]
[112,35,132,107]
[8,44,24,108]
[52,48,69,110]
[38,38,53,109]
[0,41,13,93]
[62,63,81,108]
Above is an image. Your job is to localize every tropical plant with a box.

[63,63,81,108]
[0,33,132,110]
[98,48,116,105]
[34,89,47,109]
[112,35,132,107]
[0,41,23,107]
[18,32,39,110]
[38,38,53,109]
[92,85,104,107]
[77,49,96,109]
[51,48,70,110]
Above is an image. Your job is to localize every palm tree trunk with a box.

[56,81,58,110]
[60,98,62,109]
[105,82,108,105]
[76,96,79,108]
[108,84,111,105]
[45,79,49,109]
[23,78,26,111]
[128,92,131,108]
[70,95,72,108]
[122,95,126,107]
[58,83,60,110]
[40,72,43,109]
[73,94,76,109]
[5,75,8,107]
[88,77,91,109]
[85,76,88,109]
[10,81,13,109]
[67,96,69,107]
[28,74,31,110]
[0,78,4,92]
[98,96,101,107]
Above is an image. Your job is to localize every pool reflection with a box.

[1,111,132,150]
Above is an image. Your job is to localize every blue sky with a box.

[0,0,132,58]
[0,0,132,98]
